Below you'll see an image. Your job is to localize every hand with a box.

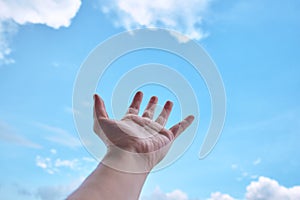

[68,92,194,199]
[93,91,194,173]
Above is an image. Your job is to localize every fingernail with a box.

[166,101,173,108]
[150,96,158,103]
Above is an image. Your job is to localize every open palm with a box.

[93,91,194,172]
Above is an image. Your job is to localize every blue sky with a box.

[0,0,300,199]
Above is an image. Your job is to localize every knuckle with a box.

[143,110,152,118]
[128,107,138,113]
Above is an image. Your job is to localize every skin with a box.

[67,91,194,200]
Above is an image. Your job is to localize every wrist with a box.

[101,146,153,174]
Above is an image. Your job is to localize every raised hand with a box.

[93,91,194,173]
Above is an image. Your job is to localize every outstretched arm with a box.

[67,161,148,200]
[67,91,194,200]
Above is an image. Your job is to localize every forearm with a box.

[67,153,148,200]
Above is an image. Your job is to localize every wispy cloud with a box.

[36,155,58,174]
[55,158,80,170]
[35,122,81,148]
[231,164,238,170]
[253,158,261,166]
[0,120,41,148]
[230,160,260,182]
[64,106,80,115]
[0,20,17,65]
[0,0,82,65]
[101,0,212,42]
[50,148,57,155]
[35,149,97,175]
[36,155,82,174]
[35,155,96,175]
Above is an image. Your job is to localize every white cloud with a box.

[0,0,81,29]
[142,187,236,200]
[0,20,17,65]
[169,30,193,43]
[246,176,300,200]
[143,177,300,200]
[208,192,236,200]
[253,158,261,166]
[36,155,57,174]
[36,155,81,174]
[50,148,57,155]
[82,157,97,163]
[36,152,96,175]
[101,0,212,41]
[214,177,300,200]
[0,0,82,65]
[55,158,79,169]
[0,120,41,148]
[166,190,189,200]
[141,187,189,200]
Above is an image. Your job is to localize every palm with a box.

[98,114,174,153]
[93,91,194,170]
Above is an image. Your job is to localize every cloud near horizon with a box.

[142,177,300,200]
[141,187,189,200]
[4,175,299,199]
[246,176,300,200]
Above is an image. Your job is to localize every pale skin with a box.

[67,91,194,200]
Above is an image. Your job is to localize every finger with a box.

[142,96,158,119]
[93,94,109,119]
[169,115,194,138]
[127,91,143,115]
[155,101,173,126]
